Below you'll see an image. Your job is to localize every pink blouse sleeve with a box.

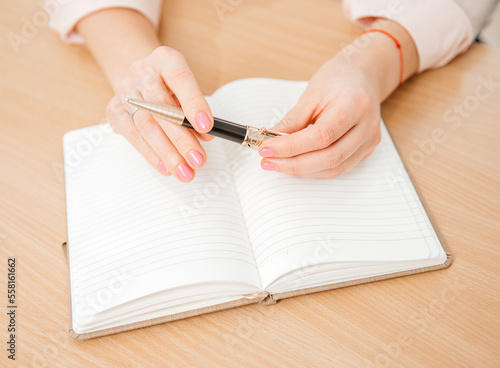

[44,0,163,44]
[343,0,498,72]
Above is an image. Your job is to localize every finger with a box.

[269,92,315,134]
[154,47,213,133]
[260,105,355,158]
[139,78,207,171]
[122,123,172,176]
[133,109,195,182]
[193,131,216,142]
[363,149,375,159]
[261,124,365,175]
[157,121,207,170]
[133,64,178,107]
[292,140,377,179]
[107,98,171,176]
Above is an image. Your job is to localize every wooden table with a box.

[1,0,499,367]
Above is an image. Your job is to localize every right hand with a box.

[106,46,214,182]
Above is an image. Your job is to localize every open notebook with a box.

[62,78,451,339]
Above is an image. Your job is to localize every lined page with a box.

[63,122,261,330]
[211,79,446,289]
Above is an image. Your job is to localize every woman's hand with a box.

[77,9,214,182]
[260,58,380,178]
[258,19,418,179]
[107,46,214,182]
[258,57,381,178]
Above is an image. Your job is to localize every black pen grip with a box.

[181,117,247,144]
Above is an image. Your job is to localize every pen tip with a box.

[124,98,130,103]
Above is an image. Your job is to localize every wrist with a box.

[337,19,418,101]
[77,8,161,90]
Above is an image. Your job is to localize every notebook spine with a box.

[242,291,277,305]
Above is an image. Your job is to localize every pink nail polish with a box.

[188,150,203,167]
[262,162,277,171]
[177,163,194,181]
[195,111,211,131]
[159,161,169,175]
[259,148,275,157]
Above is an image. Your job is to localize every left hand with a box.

[258,55,382,178]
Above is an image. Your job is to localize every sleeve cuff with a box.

[45,0,162,44]
[343,0,475,72]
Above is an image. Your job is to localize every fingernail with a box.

[262,162,277,171]
[177,163,194,181]
[259,148,275,157]
[188,150,203,167]
[159,161,169,175]
[195,111,211,131]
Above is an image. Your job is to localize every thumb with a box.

[258,93,314,157]
[269,95,314,134]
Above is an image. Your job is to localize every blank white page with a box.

[211,79,446,289]
[63,122,262,331]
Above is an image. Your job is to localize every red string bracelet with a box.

[360,29,404,87]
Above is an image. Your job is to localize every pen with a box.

[124,98,284,150]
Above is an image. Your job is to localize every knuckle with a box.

[286,138,303,156]
[280,114,294,129]
[336,110,349,126]
[126,126,141,143]
[328,167,343,179]
[316,126,336,147]
[326,166,344,179]
[152,46,178,60]
[114,77,132,97]
[168,66,193,84]
[129,59,146,75]
[155,142,171,159]
[148,93,168,104]
[290,161,301,176]
[137,118,157,135]
[325,149,344,169]
[167,130,191,151]
[281,107,304,129]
